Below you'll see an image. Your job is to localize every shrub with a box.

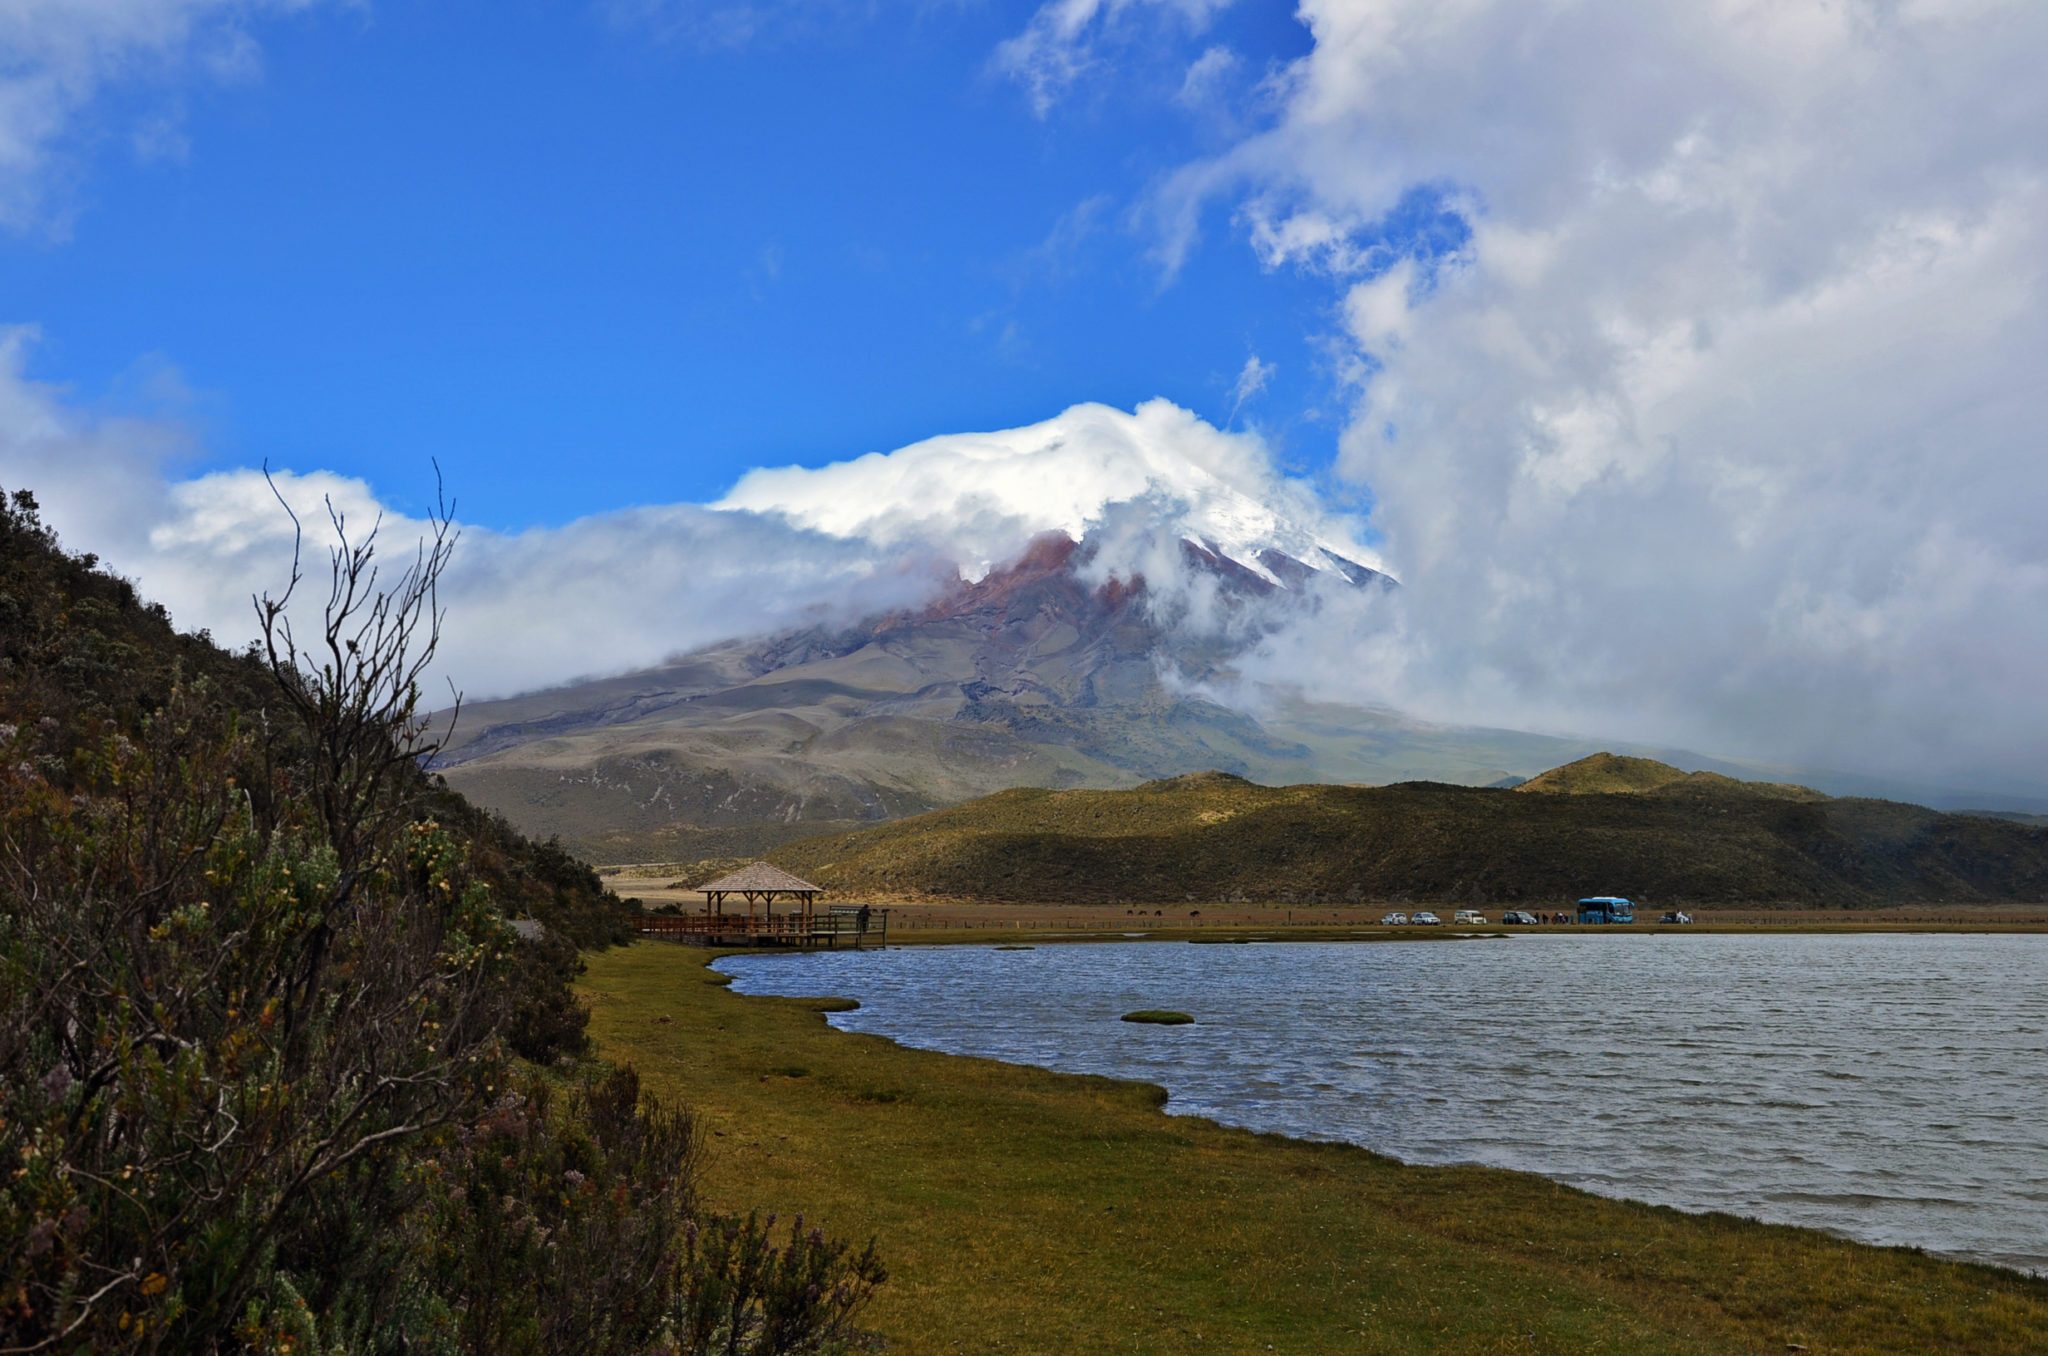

[676,1211,887,1355]
[0,481,884,1352]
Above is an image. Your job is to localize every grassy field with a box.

[581,941,2048,1354]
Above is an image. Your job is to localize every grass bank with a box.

[581,942,2048,1354]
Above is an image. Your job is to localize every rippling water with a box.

[718,933,2048,1272]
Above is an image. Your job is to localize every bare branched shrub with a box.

[254,464,461,883]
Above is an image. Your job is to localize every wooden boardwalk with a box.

[634,905,888,949]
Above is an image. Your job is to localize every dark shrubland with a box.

[0,485,881,1353]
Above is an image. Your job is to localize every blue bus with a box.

[1575,896,1635,924]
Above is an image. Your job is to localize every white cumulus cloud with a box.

[0,333,940,698]
[1159,0,2048,793]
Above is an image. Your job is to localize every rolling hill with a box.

[1513,751,1823,800]
[753,756,2048,908]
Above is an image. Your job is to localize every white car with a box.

[1411,911,1442,925]
[1453,910,1489,925]
[1381,911,1409,925]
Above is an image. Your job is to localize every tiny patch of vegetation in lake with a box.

[1121,1009,1194,1025]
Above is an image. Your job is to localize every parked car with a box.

[1381,911,1410,925]
[1411,911,1443,925]
[1500,910,1539,925]
[1452,909,1489,925]
[1658,910,1695,924]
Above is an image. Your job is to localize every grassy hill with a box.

[1514,750,1823,800]
[0,488,633,960]
[765,757,2048,907]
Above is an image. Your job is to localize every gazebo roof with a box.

[696,862,823,895]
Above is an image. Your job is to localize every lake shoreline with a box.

[600,870,2048,940]
[719,932,2048,1275]
[583,939,2048,1352]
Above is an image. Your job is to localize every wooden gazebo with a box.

[633,862,882,946]
[696,862,824,936]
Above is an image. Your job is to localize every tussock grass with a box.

[585,943,2048,1354]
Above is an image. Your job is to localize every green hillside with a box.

[768,757,2048,906]
[0,489,632,965]
[1515,750,1823,800]
[0,487,879,1351]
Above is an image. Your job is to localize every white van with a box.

[1453,909,1489,925]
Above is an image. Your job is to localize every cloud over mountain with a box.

[719,398,1377,585]
[0,341,1367,702]
[1155,0,2048,792]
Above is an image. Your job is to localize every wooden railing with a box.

[633,909,887,948]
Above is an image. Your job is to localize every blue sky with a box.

[2,0,1352,528]
[4,0,2045,794]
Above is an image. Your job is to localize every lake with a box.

[718,932,2048,1273]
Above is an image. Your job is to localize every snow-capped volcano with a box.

[714,398,1384,592]
[426,404,1414,862]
